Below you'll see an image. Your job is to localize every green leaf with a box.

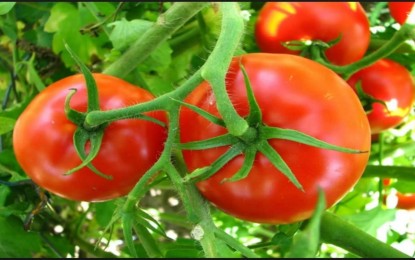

[0,2,15,15]
[0,117,15,135]
[286,189,326,258]
[44,2,109,68]
[0,216,42,257]
[94,200,117,228]
[24,54,46,92]
[108,18,153,51]
[342,207,396,237]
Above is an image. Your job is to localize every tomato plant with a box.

[388,2,415,24]
[180,53,371,224]
[254,2,370,65]
[347,58,415,134]
[12,73,167,202]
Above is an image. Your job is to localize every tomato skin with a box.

[347,59,415,134]
[179,53,371,224]
[388,2,415,24]
[13,74,167,202]
[254,2,370,66]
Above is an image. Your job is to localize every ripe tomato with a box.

[388,2,415,24]
[254,2,370,66]
[179,53,371,224]
[395,193,415,210]
[347,59,415,134]
[13,74,167,202]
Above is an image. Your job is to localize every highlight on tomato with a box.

[388,2,415,25]
[13,73,167,202]
[254,2,370,66]
[179,53,371,224]
[347,58,415,134]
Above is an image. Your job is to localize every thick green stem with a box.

[201,2,248,137]
[103,2,208,78]
[320,212,411,258]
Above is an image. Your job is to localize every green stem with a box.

[362,165,415,181]
[85,69,203,126]
[103,2,208,78]
[315,23,415,80]
[201,2,248,137]
[320,212,411,258]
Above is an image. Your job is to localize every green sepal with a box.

[179,133,239,150]
[261,126,368,154]
[281,40,309,51]
[184,142,245,183]
[221,147,256,183]
[240,63,262,126]
[135,114,166,128]
[136,209,167,238]
[256,140,303,191]
[64,88,86,124]
[64,43,100,112]
[65,127,112,180]
[355,81,388,114]
[172,98,225,127]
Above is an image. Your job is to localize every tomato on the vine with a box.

[254,2,370,66]
[13,74,167,202]
[179,53,371,224]
[388,2,415,24]
[347,59,415,134]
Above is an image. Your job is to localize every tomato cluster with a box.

[11,2,415,225]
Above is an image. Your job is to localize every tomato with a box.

[395,193,415,210]
[388,2,415,24]
[254,2,370,66]
[13,74,167,202]
[347,59,415,134]
[179,53,371,224]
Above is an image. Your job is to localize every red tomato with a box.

[254,2,370,66]
[13,74,167,202]
[388,2,415,24]
[395,193,415,210]
[179,53,371,224]
[347,59,415,134]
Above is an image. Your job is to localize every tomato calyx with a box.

[282,35,342,63]
[180,63,368,190]
[63,44,113,180]
[354,81,389,114]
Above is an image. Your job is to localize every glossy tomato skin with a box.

[179,53,371,224]
[255,2,370,66]
[388,2,415,24]
[347,59,415,134]
[13,74,167,202]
